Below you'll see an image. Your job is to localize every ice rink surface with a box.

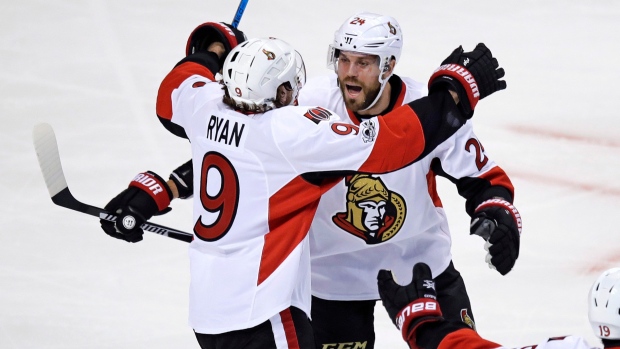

[1,0,620,348]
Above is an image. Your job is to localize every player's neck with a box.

[357,82,391,116]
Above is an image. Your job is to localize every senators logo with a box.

[388,21,397,35]
[460,309,476,331]
[304,106,332,124]
[332,174,406,244]
[262,48,276,60]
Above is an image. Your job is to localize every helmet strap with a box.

[360,58,395,112]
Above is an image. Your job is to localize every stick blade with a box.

[33,123,68,198]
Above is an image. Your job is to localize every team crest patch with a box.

[332,174,406,244]
[303,106,332,124]
[460,309,476,331]
[388,21,397,35]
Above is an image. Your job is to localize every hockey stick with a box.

[32,123,193,243]
[231,0,249,28]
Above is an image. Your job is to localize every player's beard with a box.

[339,77,381,112]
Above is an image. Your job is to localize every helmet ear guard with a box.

[588,267,620,339]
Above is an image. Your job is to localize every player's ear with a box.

[381,57,396,79]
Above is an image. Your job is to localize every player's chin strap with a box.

[359,62,393,112]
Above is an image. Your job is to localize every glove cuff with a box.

[429,63,480,110]
[185,22,245,56]
[396,298,443,343]
[475,198,522,235]
[128,171,172,212]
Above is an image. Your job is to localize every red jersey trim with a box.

[394,79,407,109]
[358,105,425,173]
[156,61,216,121]
[426,169,443,208]
[280,308,301,349]
[480,166,515,198]
[259,177,339,285]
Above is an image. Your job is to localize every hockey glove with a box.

[100,171,172,243]
[378,263,443,348]
[186,22,246,65]
[470,198,522,275]
[169,159,193,199]
[428,43,506,117]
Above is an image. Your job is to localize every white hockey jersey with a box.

[299,75,513,300]
[157,61,465,334]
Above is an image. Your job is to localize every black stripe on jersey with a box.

[407,90,466,161]
[430,158,513,216]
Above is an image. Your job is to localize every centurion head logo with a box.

[332,174,406,244]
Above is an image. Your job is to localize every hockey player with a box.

[378,263,620,349]
[298,12,520,349]
[99,21,507,349]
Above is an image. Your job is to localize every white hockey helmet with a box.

[222,37,306,112]
[327,12,403,110]
[588,267,620,339]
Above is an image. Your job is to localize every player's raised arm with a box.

[369,43,507,168]
[156,22,246,139]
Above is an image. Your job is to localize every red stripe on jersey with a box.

[480,166,515,198]
[280,308,301,349]
[358,105,425,173]
[346,108,360,126]
[259,176,340,285]
[156,61,216,121]
[426,169,443,208]
[394,79,407,108]
[436,328,502,349]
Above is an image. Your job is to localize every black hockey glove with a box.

[100,171,172,243]
[169,159,193,199]
[186,22,246,65]
[428,43,506,118]
[470,198,522,275]
[378,263,443,347]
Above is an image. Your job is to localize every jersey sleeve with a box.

[428,121,515,214]
[273,89,470,177]
[155,52,221,139]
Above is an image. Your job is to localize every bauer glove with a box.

[470,198,522,275]
[378,263,443,348]
[100,171,172,243]
[428,43,506,117]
